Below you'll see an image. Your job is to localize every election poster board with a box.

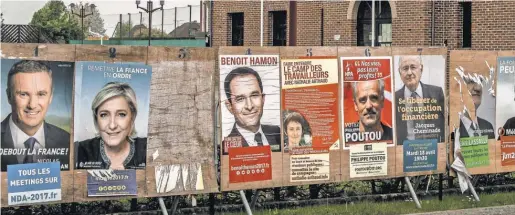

[145,47,218,197]
[495,51,515,173]
[449,50,497,175]
[339,47,396,181]
[218,47,283,191]
[393,47,448,177]
[73,45,149,202]
[280,47,340,186]
[0,43,76,206]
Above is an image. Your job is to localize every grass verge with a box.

[235,191,515,215]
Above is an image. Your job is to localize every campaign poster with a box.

[7,162,61,205]
[394,55,446,145]
[341,56,393,147]
[497,56,515,166]
[349,142,387,178]
[0,59,73,172]
[219,55,280,183]
[74,61,152,170]
[403,139,438,172]
[87,169,137,196]
[459,136,489,168]
[280,57,337,182]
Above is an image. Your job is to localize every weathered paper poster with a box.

[497,56,515,166]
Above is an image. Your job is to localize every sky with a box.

[1,0,205,36]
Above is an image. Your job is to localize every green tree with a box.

[113,21,164,39]
[69,2,106,36]
[29,0,81,43]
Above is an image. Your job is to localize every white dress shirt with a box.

[460,114,481,137]
[9,115,46,163]
[235,123,270,147]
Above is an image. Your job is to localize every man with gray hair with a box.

[345,79,393,142]
[1,60,70,171]
[395,55,445,145]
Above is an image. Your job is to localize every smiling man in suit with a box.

[1,60,70,171]
[395,55,445,145]
[223,67,281,153]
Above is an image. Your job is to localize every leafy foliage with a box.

[69,2,106,35]
[113,21,165,39]
[29,0,81,43]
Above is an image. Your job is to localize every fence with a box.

[101,4,205,40]
[0,24,57,44]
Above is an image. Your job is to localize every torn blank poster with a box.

[155,163,204,193]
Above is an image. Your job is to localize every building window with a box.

[229,13,244,46]
[357,1,392,46]
[271,11,287,46]
[462,2,472,48]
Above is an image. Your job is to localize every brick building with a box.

[211,0,515,50]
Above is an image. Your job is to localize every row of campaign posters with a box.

[219,54,446,184]
[0,59,151,172]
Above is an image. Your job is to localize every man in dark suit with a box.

[222,67,281,154]
[395,55,445,145]
[1,60,70,171]
[345,79,393,143]
[458,74,495,139]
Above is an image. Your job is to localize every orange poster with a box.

[341,57,393,147]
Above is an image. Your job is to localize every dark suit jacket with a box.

[459,116,495,139]
[395,82,446,145]
[223,123,281,154]
[76,136,147,169]
[498,116,515,140]
[1,114,70,171]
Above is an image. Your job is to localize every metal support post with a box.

[439,173,443,201]
[405,177,422,209]
[466,177,480,202]
[240,190,253,215]
[158,197,169,215]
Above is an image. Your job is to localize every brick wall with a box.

[211,0,515,51]
[472,1,515,50]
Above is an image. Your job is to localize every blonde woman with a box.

[76,82,146,170]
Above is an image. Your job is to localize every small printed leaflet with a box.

[87,169,137,196]
[349,143,387,178]
[460,136,489,168]
[501,136,515,166]
[8,162,61,206]
[403,139,438,172]
[229,145,272,183]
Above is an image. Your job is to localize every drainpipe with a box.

[371,0,375,47]
[431,0,435,46]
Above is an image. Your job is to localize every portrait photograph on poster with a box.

[451,57,495,170]
[342,56,394,148]
[393,55,446,146]
[281,57,338,183]
[219,55,280,183]
[496,56,515,167]
[0,59,74,171]
[74,61,152,170]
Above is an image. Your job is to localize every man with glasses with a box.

[223,67,281,152]
[395,55,445,145]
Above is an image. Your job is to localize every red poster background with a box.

[501,136,515,166]
[229,146,272,183]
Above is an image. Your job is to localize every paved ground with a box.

[409,205,515,215]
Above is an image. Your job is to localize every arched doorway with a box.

[357,1,392,46]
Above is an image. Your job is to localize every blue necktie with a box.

[23,137,36,163]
